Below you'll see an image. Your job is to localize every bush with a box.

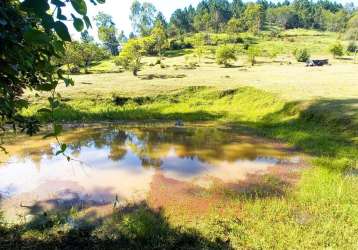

[247,46,261,66]
[329,42,344,58]
[216,45,237,67]
[347,41,358,53]
[294,48,310,62]
[117,39,145,76]
[168,38,192,50]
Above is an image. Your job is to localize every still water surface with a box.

[0,124,303,221]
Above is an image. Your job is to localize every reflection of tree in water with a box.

[1,125,288,170]
[125,127,264,165]
[108,130,127,161]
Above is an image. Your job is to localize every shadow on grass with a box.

[44,103,224,123]
[163,49,192,58]
[248,98,358,160]
[0,193,233,249]
[139,73,187,80]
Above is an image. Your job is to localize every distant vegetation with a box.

[49,0,358,75]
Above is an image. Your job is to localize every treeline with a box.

[168,0,356,35]
[56,0,358,73]
[92,0,357,56]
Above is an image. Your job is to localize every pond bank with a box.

[1,86,357,249]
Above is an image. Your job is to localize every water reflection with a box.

[0,124,303,221]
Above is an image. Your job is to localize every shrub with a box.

[347,41,358,53]
[247,46,261,66]
[329,42,344,58]
[168,39,192,50]
[216,45,237,67]
[117,39,145,76]
[293,48,310,62]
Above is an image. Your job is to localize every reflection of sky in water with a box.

[0,126,299,205]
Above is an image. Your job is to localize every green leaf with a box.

[51,0,65,7]
[71,0,87,15]
[61,143,67,152]
[42,14,55,29]
[57,8,67,20]
[72,14,84,32]
[24,29,50,44]
[83,16,92,29]
[21,0,50,16]
[54,21,71,42]
[64,78,74,87]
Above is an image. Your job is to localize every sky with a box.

[68,0,202,40]
[68,0,356,40]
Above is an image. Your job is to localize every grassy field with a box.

[2,29,358,249]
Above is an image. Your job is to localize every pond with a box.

[0,124,305,222]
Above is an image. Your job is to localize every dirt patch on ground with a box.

[148,160,306,218]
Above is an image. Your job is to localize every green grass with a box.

[14,85,358,248]
[3,29,358,249]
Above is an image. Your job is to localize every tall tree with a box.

[266,6,300,29]
[155,12,168,29]
[151,21,168,58]
[293,0,315,28]
[242,3,265,34]
[231,0,245,18]
[170,6,195,35]
[117,39,145,76]
[130,0,157,37]
[94,12,119,56]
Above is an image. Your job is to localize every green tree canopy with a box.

[94,12,119,56]
[0,0,104,140]
[130,0,158,37]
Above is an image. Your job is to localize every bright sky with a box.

[68,0,355,40]
[69,0,201,40]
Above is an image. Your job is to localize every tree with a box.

[242,3,265,34]
[247,46,261,66]
[155,12,168,29]
[169,6,195,35]
[94,12,119,56]
[81,30,94,43]
[60,42,109,73]
[226,17,243,33]
[216,45,237,67]
[116,39,145,76]
[345,13,358,40]
[321,9,348,32]
[151,21,168,58]
[130,0,157,37]
[193,0,232,33]
[0,0,104,142]
[329,42,344,58]
[266,6,300,29]
[192,34,206,62]
[293,0,315,28]
[231,0,245,18]
[294,48,311,62]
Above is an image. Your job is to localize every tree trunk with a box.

[133,68,138,76]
